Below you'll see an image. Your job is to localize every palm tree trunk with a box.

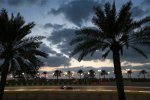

[80,74,81,79]
[104,75,105,79]
[130,74,132,79]
[144,74,145,79]
[45,74,46,79]
[0,59,9,100]
[113,50,126,100]
[57,76,58,83]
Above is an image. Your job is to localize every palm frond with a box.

[116,1,132,33]
[128,16,150,30]
[75,27,102,37]
[104,2,111,17]
[15,22,35,41]
[29,49,48,58]
[130,45,147,58]
[102,49,110,59]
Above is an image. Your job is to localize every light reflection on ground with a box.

[4,86,150,93]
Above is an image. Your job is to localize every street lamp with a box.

[98,70,101,79]
[108,72,110,79]
[98,70,101,83]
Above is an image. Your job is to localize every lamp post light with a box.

[52,73,54,80]
[98,70,101,83]
[108,72,110,79]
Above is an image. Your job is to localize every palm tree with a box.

[126,69,132,79]
[139,70,148,79]
[53,70,62,82]
[67,70,73,80]
[101,70,108,79]
[0,9,48,100]
[14,71,25,80]
[70,1,150,100]
[88,69,95,79]
[67,71,73,84]
[77,69,84,79]
[42,71,47,79]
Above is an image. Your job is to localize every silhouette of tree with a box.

[101,70,108,79]
[88,69,95,79]
[139,70,148,79]
[67,70,73,80]
[0,9,48,100]
[70,1,150,100]
[42,71,47,79]
[126,69,132,79]
[77,69,84,79]
[53,70,62,82]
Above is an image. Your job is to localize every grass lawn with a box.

[4,89,150,100]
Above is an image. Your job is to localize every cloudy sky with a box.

[0,0,150,77]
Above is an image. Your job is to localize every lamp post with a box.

[108,72,110,80]
[98,70,101,84]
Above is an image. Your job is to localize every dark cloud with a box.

[1,0,48,6]
[48,28,76,45]
[131,6,149,17]
[39,43,71,67]
[43,23,65,30]
[47,28,75,55]
[40,54,71,67]
[0,0,4,3]
[122,46,150,63]
[141,0,150,7]
[48,0,101,26]
[39,44,57,54]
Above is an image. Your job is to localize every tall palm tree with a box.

[139,70,148,79]
[70,2,150,100]
[77,69,84,79]
[53,70,62,82]
[101,70,108,79]
[0,9,48,100]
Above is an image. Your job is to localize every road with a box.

[4,86,150,93]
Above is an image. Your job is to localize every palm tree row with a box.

[126,69,149,79]
[40,69,110,79]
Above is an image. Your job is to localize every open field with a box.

[3,85,150,100]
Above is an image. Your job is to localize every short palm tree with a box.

[0,9,48,100]
[101,70,108,79]
[126,69,132,79]
[88,69,95,79]
[139,70,148,79]
[70,2,150,100]
[53,70,62,82]
[42,71,47,79]
[67,70,73,80]
[77,69,84,79]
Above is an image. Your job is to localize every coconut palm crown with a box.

[70,2,150,100]
[0,9,48,100]
[77,69,84,79]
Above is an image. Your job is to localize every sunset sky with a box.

[0,0,150,77]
